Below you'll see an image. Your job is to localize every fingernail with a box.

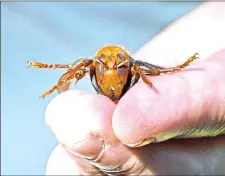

[154,132,179,142]
[126,132,180,147]
[125,137,156,147]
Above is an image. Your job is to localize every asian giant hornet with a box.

[27,45,199,104]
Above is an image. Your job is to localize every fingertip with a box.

[45,90,84,129]
[45,88,117,152]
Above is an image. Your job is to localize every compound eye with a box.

[117,53,125,61]
[99,54,105,61]
[117,65,126,77]
[96,62,104,77]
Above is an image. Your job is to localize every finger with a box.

[45,89,118,160]
[46,95,225,175]
[46,144,104,175]
[45,90,154,175]
[113,49,225,147]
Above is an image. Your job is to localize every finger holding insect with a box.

[45,90,155,175]
[113,49,225,147]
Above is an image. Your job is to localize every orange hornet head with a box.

[94,45,130,102]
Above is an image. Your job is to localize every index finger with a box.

[112,2,225,146]
[113,49,225,146]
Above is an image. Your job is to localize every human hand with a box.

[46,50,225,175]
[45,2,225,175]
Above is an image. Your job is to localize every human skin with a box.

[45,2,225,175]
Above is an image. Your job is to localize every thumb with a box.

[113,49,225,147]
